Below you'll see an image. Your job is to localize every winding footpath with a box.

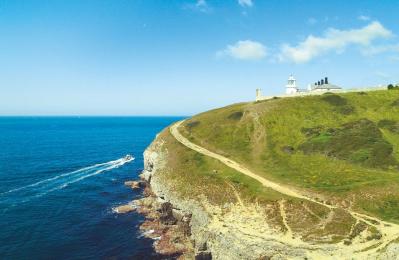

[170,120,399,258]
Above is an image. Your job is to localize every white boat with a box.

[124,154,134,161]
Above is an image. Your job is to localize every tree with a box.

[388,84,394,90]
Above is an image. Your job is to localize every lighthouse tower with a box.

[286,75,298,95]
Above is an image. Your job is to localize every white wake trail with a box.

[0,156,133,205]
[30,159,129,200]
[0,160,119,196]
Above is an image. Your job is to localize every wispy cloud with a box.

[183,0,212,13]
[217,40,267,61]
[278,21,393,63]
[238,0,253,7]
[358,15,371,21]
[196,0,206,7]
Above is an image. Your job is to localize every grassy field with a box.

[156,128,288,206]
[179,89,399,223]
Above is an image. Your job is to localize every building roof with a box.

[312,83,341,90]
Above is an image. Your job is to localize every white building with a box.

[286,75,298,94]
[307,77,342,92]
[285,75,342,95]
[255,75,342,101]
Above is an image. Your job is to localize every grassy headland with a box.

[179,90,399,223]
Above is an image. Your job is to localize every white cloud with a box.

[217,40,267,61]
[184,0,212,13]
[238,0,253,7]
[279,21,393,63]
[358,15,371,21]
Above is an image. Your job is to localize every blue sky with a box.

[0,0,398,115]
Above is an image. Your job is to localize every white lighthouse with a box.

[286,75,298,94]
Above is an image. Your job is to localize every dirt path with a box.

[170,121,329,207]
[170,120,399,257]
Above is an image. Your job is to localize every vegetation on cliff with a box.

[180,90,399,224]
[136,89,399,258]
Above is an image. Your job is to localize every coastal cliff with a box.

[139,131,211,259]
[138,129,310,259]
[130,90,399,259]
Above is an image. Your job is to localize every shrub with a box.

[299,119,398,169]
[228,111,243,120]
[322,94,347,106]
[338,105,355,115]
[186,120,200,130]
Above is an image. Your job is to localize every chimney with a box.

[325,77,328,84]
[321,79,324,85]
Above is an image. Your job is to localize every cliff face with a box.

[140,131,313,259]
[141,133,212,258]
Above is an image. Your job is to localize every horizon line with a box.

[0,115,190,117]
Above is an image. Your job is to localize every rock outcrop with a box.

[113,204,136,214]
[159,202,177,225]
[139,133,212,258]
[124,180,143,189]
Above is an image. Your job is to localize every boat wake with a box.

[0,155,134,206]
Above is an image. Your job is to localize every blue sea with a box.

[0,116,183,259]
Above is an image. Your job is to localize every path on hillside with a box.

[170,120,399,257]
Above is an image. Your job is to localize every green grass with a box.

[298,119,398,169]
[180,90,399,222]
[378,119,399,133]
[156,128,287,206]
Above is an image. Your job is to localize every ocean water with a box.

[0,116,183,259]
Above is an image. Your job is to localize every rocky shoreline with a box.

[116,176,212,259]
[114,134,211,259]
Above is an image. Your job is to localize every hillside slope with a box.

[181,90,399,224]
[141,89,399,259]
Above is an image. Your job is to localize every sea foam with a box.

[0,156,134,206]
